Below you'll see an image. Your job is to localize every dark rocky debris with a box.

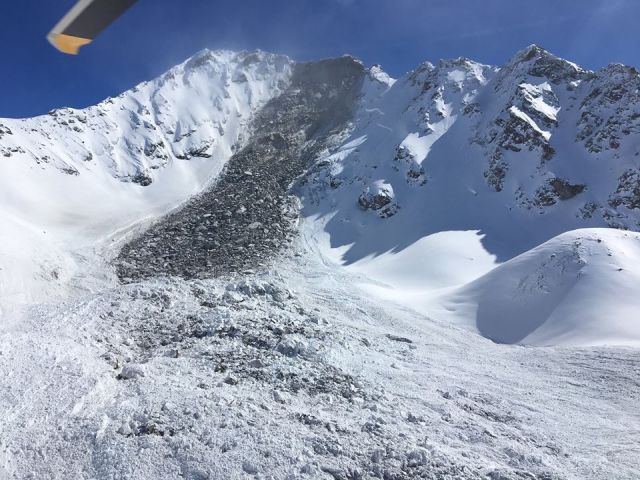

[116,57,366,281]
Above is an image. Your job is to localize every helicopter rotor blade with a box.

[48,0,139,55]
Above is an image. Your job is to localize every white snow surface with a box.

[0,232,638,479]
[0,46,639,479]
[436,229,640,346]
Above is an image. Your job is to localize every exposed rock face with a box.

[464,46,639,226]
[116,57,366,280]
[533,178,587,207]
[550,178,586,201]
[503,107,553,153]
[518,82,560,128]
[478,47,572,192]
[175,140,215,160]
[523,45,585,84]
[0,124,12,139]
[130,172,153,187]
[393,146,426,186]
[610,169,640,210]
[358,191,392,211]
[358,183,398,218]
[578,65,640,154]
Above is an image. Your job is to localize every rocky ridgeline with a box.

[116,57,366,281]
[301,46,640,232]
[480,47,640,223]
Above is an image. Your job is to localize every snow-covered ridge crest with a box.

[0,49,293,309]
[1,49,292,182]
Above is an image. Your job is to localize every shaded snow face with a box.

[440,229,640,347]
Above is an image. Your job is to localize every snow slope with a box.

[436,229,640,346]
[0,50,292,310]
[1,241,638,479]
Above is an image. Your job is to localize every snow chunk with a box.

[119,364,146,380]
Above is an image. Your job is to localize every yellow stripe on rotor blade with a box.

[48,33,92,55]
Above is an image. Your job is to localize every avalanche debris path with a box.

[1,235,639,479]
[116,57,365,281]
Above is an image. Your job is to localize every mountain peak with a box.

[515,44,550,62]
[601,62,640,77]
[437,56,478,69]
[500,44,585,84]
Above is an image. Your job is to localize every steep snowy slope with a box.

[0,50,292,309]
[300,45,640,347]
[302,46,640,266]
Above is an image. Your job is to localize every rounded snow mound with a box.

[444,228,640,347]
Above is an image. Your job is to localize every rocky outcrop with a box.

[483,109,555,193]
[610,169,640,211]
[176,139,215,159]
[533,178,586,207]
[577,64,640,154]
[523,45,585,84]
[392,146,426,186]
[0,124,12,139]
[358,183,398,218]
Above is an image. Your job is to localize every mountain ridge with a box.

[1,45,639,341]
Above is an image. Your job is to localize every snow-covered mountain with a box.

[1,46,639,479]
[298,45,640,347]
[303,45,640,259]
[0,50,292,308]
[1,45,639,337]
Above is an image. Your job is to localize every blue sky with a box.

[0,0,638,118]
